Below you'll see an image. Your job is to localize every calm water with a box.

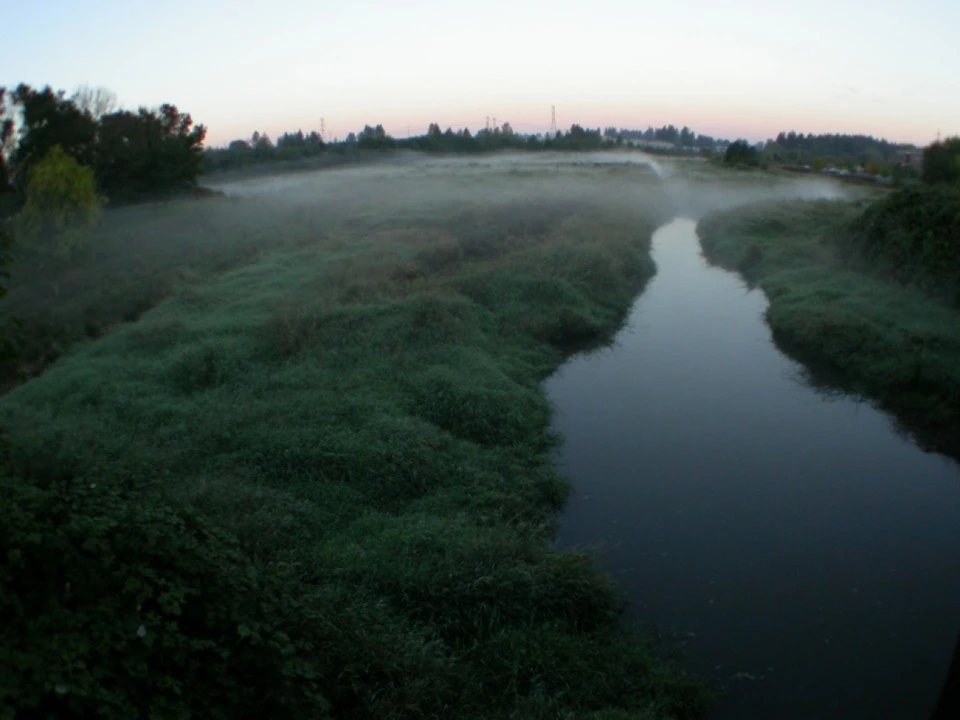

[549,219,960,719]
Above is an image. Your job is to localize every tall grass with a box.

[0,165,707,719]
[699,198,960,457]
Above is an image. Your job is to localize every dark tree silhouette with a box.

[96,105,206,200]
[11,84,97,173]
[724,140,760,166]
[922,137,960,186]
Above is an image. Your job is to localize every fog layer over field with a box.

[206,152,856,223]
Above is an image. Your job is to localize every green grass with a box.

[0,194,327,388]
[699,198,960,456]
[0,163,707,719]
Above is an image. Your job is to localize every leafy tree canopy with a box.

[1,83,206,203]
[15,145,102,259]
[11,85,98,173]
[96,105,206,200]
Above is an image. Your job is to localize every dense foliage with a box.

[15,146,102,258]
[766,131,911,166]
[95,105,206,201]
[843,185,960,307]
[0,84,206,204]
[0,173,706,719]
[723,140,760,167]
[0,477,330,719]
[922,137,960,187]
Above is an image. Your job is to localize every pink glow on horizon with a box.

[207,108,937,149]
[8,0,956,152]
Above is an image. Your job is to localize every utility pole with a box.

[550,105,557,135]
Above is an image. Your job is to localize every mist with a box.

[204,152,858,233]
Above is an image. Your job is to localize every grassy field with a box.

[0,158,712,719]
[0,155,679,391]
[698,197,960,457]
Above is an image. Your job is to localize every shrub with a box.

[15,145,103,259]
[843,185,960,306]
[0,475,331,719]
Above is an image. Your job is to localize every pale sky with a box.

[5,0,958,147]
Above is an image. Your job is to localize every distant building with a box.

[897,148,924,171]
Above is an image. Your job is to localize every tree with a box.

[11,84,97,174]
[0,89,16,210]
[724,140,760,167]
[16,145,102,259]
[357,124,394,150]
[96,105,206,200]
[253,132,275,157]
[0,199,13,361]
[922,137,960,186]
[71,86,117,121]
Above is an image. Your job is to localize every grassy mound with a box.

[699,198,960,457]
[0,187,706,719]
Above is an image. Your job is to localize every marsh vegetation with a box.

[2,149,958,719]
[1,158,717,719]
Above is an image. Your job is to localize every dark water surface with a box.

[548,219,960,719]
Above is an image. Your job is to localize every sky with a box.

[5,0,958,147]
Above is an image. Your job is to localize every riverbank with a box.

[698,198,960,458]
[0,162,708,718]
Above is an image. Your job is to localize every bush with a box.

[842,185,960,306]
[0,476,332,720]
[15,146,103,259]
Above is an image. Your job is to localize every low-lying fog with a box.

[204,151,862,224]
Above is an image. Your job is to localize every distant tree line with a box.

[204,121,688,172]
[762,131,913,168]
[0,83,206,211]
[611,125,718,149]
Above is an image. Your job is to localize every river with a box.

[548,218,960,719]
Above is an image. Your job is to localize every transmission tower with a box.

[320,118,326,141]
[486,116,490,131]
[550,106,557,135]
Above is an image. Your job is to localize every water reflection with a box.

[549,219,960,719]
